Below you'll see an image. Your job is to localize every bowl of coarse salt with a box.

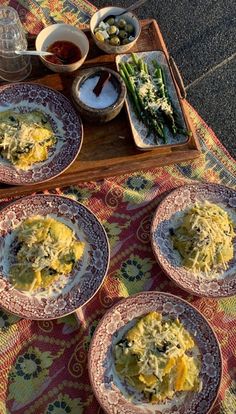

[71,66,126,123]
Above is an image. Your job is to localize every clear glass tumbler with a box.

[0,6,32,82]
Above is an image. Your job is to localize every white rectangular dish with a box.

[116,51,189,150]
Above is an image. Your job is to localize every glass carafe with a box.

[0,6,32,82]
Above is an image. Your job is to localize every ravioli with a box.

[10,216,85,292]
[114,311,201,403]
[171,201,235,274]
[0,110,56,170]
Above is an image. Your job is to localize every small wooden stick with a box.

[93,71,111,97]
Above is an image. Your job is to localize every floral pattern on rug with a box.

[0,1,235,412]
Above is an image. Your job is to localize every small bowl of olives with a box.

[90,6,141,54]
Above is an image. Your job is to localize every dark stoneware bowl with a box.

[71,66,126,123]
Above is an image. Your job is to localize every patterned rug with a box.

[1,0,96,34]
[0,2,236,414]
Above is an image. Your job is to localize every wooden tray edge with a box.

[0,19,201,199]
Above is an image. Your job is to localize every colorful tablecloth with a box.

[1,0,96,34]
[0,2,236,414]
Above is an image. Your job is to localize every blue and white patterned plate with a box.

[0,194,110,320]
[88,291,222,414]
[151,183,236,297]
[0,83,83,185]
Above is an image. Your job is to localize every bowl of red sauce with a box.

[36,23,89,73]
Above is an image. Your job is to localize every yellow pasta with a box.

[0,110,56,170]
[114,312,201,403]
[10,216,85,292]
[171,201,235,274]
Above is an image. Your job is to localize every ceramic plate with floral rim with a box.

[88,291,222,414]
[115,51,189,150]
[0,83,83,185]
[151,183,236,297]
[0,194,110,320]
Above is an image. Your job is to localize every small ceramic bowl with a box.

[36,23,89,73]
[90,7,141,54]
[71,67,126,123]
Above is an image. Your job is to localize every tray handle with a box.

[169,55,186,99]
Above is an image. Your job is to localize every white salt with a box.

[78,75,119,109]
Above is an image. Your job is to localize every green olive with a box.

[124,24,134,34]
[109,36,120,46]
[95,31,105,42]
[105,17,115,25]
[122,38,131,45]
[107,25,118,35]
[118,18,126,29]
[119,30,128,39]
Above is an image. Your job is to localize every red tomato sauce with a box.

[46,40,81,65]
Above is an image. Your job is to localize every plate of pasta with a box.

[0,194,110,319]
[150,183,236,297]
[0,83,83,185]
[88,291,222,414]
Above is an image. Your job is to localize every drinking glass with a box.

[0,6,32,82]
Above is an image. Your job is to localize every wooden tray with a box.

[0,19,201,199]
